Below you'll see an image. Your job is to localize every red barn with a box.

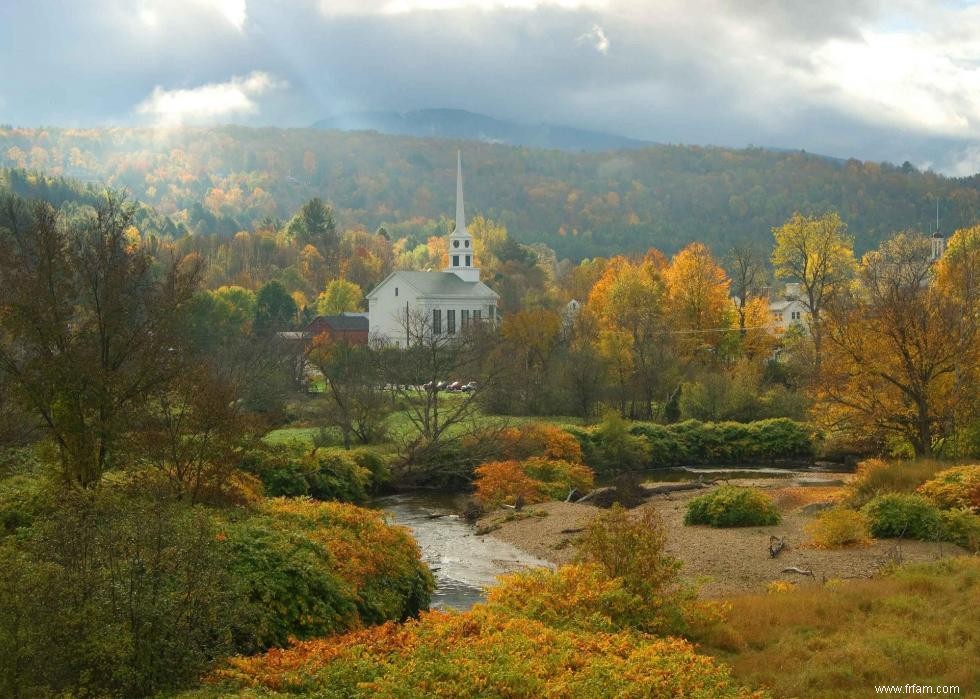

[305,313,369,346]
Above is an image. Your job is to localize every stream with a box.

[373,492,553,610]
[374,464,848,610]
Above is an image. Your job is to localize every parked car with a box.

[461,381,477,393]
[447,381,464,392]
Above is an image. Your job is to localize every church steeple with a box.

[445,150,479,282]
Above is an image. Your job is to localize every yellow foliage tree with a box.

[664,242,733,356]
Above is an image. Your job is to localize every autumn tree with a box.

[725,243,769,332]
[772,212,857,374]
[0,195,201,488]
[587,254,673,419]
[665,242,733,359]
[315,278,363,316]
[306,333,389,449]
[817,231,979,455]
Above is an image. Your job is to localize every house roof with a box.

[366,270,499,300]
[309,314,369,332]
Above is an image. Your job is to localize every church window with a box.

[465,240,470,248]
[465,255,471,266]
[447,310,456,334]
[453,240,460,248]
[461,309,470,328]
[395,287,398,297]
[473,309,481,322]
[488,305,495,320]
[452,255,460,266]
[432,309,442,335]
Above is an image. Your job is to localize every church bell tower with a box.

[445,151,480,283]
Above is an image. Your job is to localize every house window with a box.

[395,287,398,297]
[791,311,801,321]
[473,309,481,322]
[452,255,460,266]
[461,309,470,328]
[432,309,442,335]
[447,310,456,334]
[465,255,471,266]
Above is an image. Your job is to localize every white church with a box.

[366,153,499,346]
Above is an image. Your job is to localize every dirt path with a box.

[477,478,963,596]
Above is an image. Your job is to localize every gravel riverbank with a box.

[476,477,963,596]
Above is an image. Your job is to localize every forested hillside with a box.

[2,125,979,260]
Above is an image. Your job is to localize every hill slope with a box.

[2,125,978,260]
[312,108,651,152]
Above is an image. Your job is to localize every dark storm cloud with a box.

[1,0,978,174]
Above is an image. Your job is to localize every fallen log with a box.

[643,481,711,496]
[559,527,585,534]
[781,566,814,577]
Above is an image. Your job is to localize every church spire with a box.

[455,150,466,234]
[445,150,479,282]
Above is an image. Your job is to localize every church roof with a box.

[366,270,499,300]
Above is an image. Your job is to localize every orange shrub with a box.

[497,423,585,463]
[210,607,762,698]
[770,486,846,510]
[916,465,980,511]
[474,458,594,507]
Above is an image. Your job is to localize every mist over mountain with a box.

[313,109,651,152]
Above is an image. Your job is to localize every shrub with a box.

[916,465,980,511]
[474,458,594,507]
[861,493,944,540]
[588,410,652,473]
[805,508,872,548]
[0,474,55,535]
[939,509,980,552]
[684,486,781,527]
[496,423,584,463]
[243,445,386,503]
[209,608,758,698]
[0,492,239,698]
[846,458,948,507]
[262,498,432,624]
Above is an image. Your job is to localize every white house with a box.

[768,282,808,334]
[366,152,499,345]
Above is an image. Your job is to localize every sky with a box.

[1,0,980,175]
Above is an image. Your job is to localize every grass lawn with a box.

[696,556,980,698]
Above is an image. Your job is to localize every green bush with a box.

[242,445,389,502]
[577,417,812,473]
[0,474,54,534]
[939,509,980,552]
[861,494,944,540]
[684,486,781,527]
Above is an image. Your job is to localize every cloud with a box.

[316,0,606,15]
[136,71,286,125]
[577,23,609,54]
[137,0,247,30]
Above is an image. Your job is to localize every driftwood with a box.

[645,481,712,496]
[426,513,448,520]
[781,566,815,577]
[575,487,611,504]
[769,536,786,558]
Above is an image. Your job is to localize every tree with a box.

[374,310,502,485]
[254,280,297,335]
[772,212,857,374]
[315,279,363,316]
[817,232,978,455]
[306,334,389,449]
[588,254,673,418]
[725,243,769,332]
[0,195,201,488]
[665,242,733,358]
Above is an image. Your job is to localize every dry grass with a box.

[770,486,847,510]
[696,556,980,698]
[845,459,952,508]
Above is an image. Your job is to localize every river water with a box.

[373,492,553,610]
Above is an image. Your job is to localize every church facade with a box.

[366,153,499,346]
